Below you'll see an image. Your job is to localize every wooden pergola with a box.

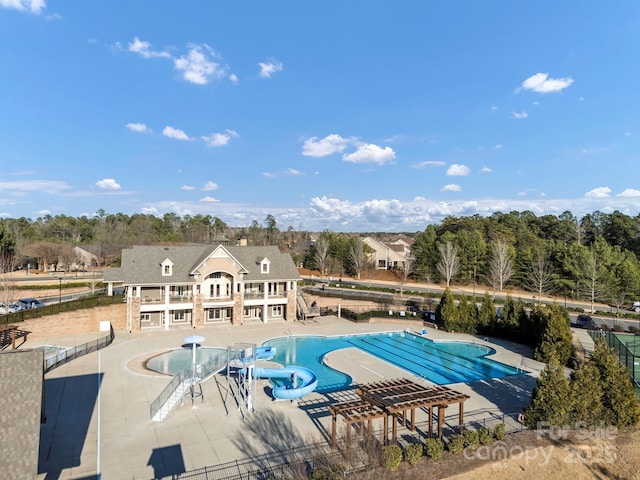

[0,324,29,350]
[329,378,470,447]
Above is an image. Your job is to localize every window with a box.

[174,311,185,321]
[272,305,283,317]
[140,314,150,322]
[161,259,174,276]
[260,258,270,274]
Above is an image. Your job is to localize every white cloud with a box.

[202,181,218,191]
[95,178,121,190]
[229,73,238,83]
[0,0,45,14]
[495,144,503,150]
[618,189,640,197]
[199,196,219,203]
[126,122,150,133]
[585,187,611,198]
[510,111,528,119]
[174,44,226,85]
[0,179,70,194]
[180,185,196,191]
[412,160,445,169]
[519,72,574,93]
[481,166,493,173]
[441,184,461,192]
[342,144,396,165]
[128,37,171,59]
[446,164,470,176]
[201,129,238,147]
[163,126,190,140]
[263,168,304,178]
[258,59,283,78]
[302,134,354,157]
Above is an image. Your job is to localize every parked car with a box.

[576,314,592,328]
[17,298,45,309]
[631,301,640,313]
[0,303,23,314]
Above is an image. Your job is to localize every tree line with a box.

[2,208,640,306]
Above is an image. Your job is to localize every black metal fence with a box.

[43,325,115,373]
[0,294,123,325]
[157,411,525,480]
[588,328,640,395]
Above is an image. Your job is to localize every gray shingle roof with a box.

[104,244,300,285]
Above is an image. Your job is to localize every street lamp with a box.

[58,277,62,304]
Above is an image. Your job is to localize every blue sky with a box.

[2,1,640,232]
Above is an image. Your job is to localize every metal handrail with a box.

[44,325,115,373]
[149,350,228,421]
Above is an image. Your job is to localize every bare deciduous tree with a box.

[488,240,514,292]
[22,241,64,273]
[398,256,414,297]
[524,250,556,304]
[437,241,460,287]
[0,254,19,305]
[349,238,366,280]
[313,237,330,277]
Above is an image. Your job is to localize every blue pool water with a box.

[262,332,522,393]
[146,347,226,375]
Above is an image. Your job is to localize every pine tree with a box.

[570,360,604,426]
[436,288,459,331]
[524,354,573,429]
[456,295,477,333]
[534,304,574,365]
[476,292,495,335]
[590,339,640,427]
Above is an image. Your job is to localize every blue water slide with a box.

[255,346,276,360]
[255,366,318,400]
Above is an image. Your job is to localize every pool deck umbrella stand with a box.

[184,335,206,406]
[329,378,470,447]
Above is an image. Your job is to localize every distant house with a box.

[362,236,412,270]
[72,245,100,269]
[103,244,301,332]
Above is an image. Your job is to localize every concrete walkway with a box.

[34,317,540,479]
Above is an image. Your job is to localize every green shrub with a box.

[424,438,444,460]
[380,444,403,470]
[405,442,423,466]
[493,423,505,440]
[447,434,464,454]
[462,430,479,449]
[478,428,493,446]
[309,464,344,480]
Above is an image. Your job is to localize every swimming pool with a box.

[262,331,522,392]
[146,347,226,375]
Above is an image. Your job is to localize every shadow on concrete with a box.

[38,373,103,479]
[230,408,308,470]
[147,444,186,480]
[466,374,536,422]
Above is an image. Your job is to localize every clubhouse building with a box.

[104,244,301,332]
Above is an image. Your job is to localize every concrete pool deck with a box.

[35,316,544,479]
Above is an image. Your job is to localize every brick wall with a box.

[15,304,126,339]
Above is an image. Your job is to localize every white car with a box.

[632,301,640,313]
[0,303,23,314]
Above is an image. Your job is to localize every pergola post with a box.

[428,406,433,437]
[410,408,416,431]
[383,414,388,445]
[331,412,337,448]
[458,400,465,433]
[437,405,446,439]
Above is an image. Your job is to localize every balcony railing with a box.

[169,295,193,303]
[141,296,163,304]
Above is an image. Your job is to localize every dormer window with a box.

[260,258,270,274]
[161,258,174,276]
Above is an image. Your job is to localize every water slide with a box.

[255,366,318,400]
